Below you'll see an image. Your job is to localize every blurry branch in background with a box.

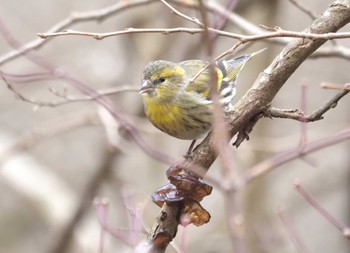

[310,44,350,59]
[241,128,350,186]
[287,0,317,20]
[275,177,350,251]
[210,0,238,41]
[275,205,311,253]
[0,111,98,164]
[293,179,350,240]
[1,73,139,107]
[49,147,120,253]
[298,83,309,149]
[93,198,146,249]
[0,70,55,82]
[49,86,139,105]
[199,0,247,252]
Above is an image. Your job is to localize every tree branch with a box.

[1,72,138,107]
[38,27,350,41]
[266,87,349,122]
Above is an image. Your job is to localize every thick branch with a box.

[143,203,181,253]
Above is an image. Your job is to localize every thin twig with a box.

[159,0,203,26]
[321,82,350,91]
[38,27,350,41]
[198,1,245,252]
[49,86,139,106]
[293,179,350,239]
[266,88,349,122]
[94,198,147,247]
[299,82,308,145]
[36,27,350,85]
[2,74,138,107]
[2,74,55,108]
[1,70,139,106]
[276,205,311,253]
[298,82,318,166]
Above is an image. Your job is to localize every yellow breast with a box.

[142,96,212,140]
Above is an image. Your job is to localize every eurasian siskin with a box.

[139,50,263,140]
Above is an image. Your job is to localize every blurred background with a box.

[0,0,349,252]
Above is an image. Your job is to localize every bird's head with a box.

[139,60,185,99]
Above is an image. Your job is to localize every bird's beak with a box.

[139,80,153,95]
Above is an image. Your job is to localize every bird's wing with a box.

[181,60,223,100]
[181,48,265,101]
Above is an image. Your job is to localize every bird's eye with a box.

[159,77,166,83]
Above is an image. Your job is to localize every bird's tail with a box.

[217,48,266,110]
[219,48,266,86]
